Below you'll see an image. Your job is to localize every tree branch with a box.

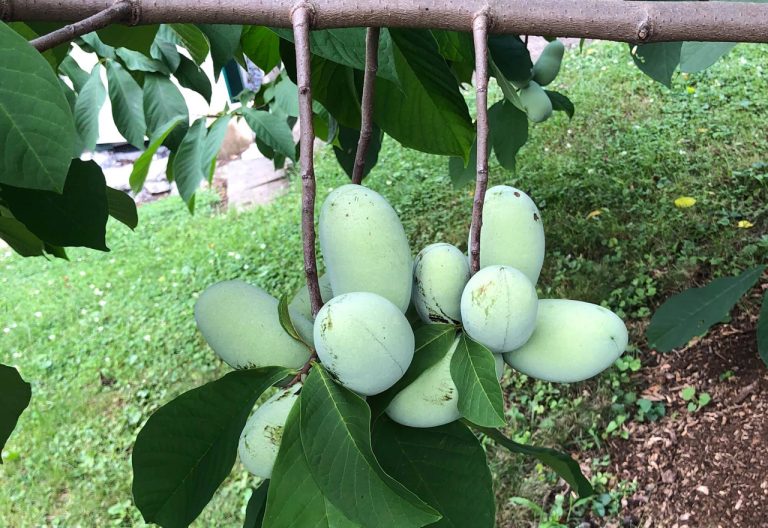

[28,1,133,52]
[7,1,768,44]
[292,3,323,318]
[351,26,380,185]
[469,12,489,276]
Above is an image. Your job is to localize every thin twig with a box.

[469,12,489,275]
[292,4,323,318]
[351,27,380,184]
[287,352,317,387]
[29,1,133,52]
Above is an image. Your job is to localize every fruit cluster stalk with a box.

[351,27,380,185]
[469,12,489,275]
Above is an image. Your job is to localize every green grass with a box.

[1,41,767,526]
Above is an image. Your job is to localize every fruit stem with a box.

[288,351,318,386]
[351,27,380,185]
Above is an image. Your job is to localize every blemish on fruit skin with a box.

[533,212,539,221]
[514,191,521,197]
[264,424,283,446]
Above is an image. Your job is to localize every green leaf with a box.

[242,26,281,72]
[679,42,736,73]
[106,59,146,148]
[174,55,212,103]
[263,401,360,528]
[278,294,303,343]
[172,118,208,211]
[448,140,477,189]
[299,366,442,528]
[631,42,682,88]
[132,367,290,528]
[1,160,109,250]
[203,115,232,181]
[450,334,505,427]
[475,426,594,498]
[59,55,90,93]
[0,364,32,460]
[0,21,75,193]
[168,24,211,65]
[129,118,184,193]
[241,108,296,162]
[647,266,766,352]
[105,186,138,230]
[332,124,383,182]
[151,35,182,73]
[267,75,300,118]
[115,47,171,74]
[0,216,44,256]
[488,100,528,171]
[375,29,474,159]
[490,58,524,112]
[8,21,69,70]
[143,73,189,150]
[545,90,575,119]
[80,33,116,59]
[244,481,270,528]
[198,24,243,79]
[488,35,533,86]
[759,292,768,368]
[98,25,159,55]
[680,386,696,401]
[73,64,107,154]
[372,417,495,528]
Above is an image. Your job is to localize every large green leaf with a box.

[73,64,107,154]
[241,108,296,162]
[59,55,90,93]
[0,364,32,460]
[8,21,69,70]
[244,482,270,528]
[450,334,505,427]
[448,140,477,189]
[647,266,766,352]
[299,366,442,528]
[759,291,768,368]
[198,24,243,79]
[143,73,189,150]
[263,403,360,528]
[475,426,594,498]
[151,35,182,73]
[488,35,533,86]
[98,25,159,55]
[679,42,737,73]
[132,367,290,528]
[242,26,282,72]
[115,47,170,75]
[106,59,146,148]
[1,160,109,251]
[375,29,474,159]
[372,417,495,528]
[174,55,212,103]
[129,118,184,193]
[167,24,210,66]
[172,118,208,211]
[332,123,383,182]
[546,90,575,119]
[631,42,682,88]
[105,186,138,230]
[0,216,44,256]
[488,100,527,171]
[0,21,75,193]
[203,115,232,181]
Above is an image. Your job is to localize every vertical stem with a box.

[469,13,490,275]
[351,26,380,185]
[292,5,323,317]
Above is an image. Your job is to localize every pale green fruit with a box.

[314,292,415,396]
[460,265,538,353]
[386,339,505,429]
[195,280,310,369]
[504,299,628,382]
[519,81,553,123]
[532,39,565,87]
[238,385,300,478]
[288,274,334,321]
[412,243,470,324]
[475,185,545,285]
[319,184,412,312]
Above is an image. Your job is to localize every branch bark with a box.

[28,1,132,52]
[7,0,768,44]
[293,4,323,318]
[351,26,379,185]
[469,13,489,276]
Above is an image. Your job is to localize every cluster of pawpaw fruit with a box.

[193,181,627,479]
[517,39,565,123]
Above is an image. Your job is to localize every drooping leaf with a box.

[115,47,171,74]
[475,425,594,498]
[143,73,189,150]
[244,481,270,528]
[431,30,475,85]
[7,21,69,70]
[106,59,147,148]
[241,108,296,161]
[450,334,505,427]
[59,55,90,93]
[73,64,107,153]
[43,242,67,260]
[167,24,211,65]
[241,26,281,72]
[203,115,232,181]
[266,75,300,118]
[448,140,477,189]
[174,55,212,103]
[758,291,768,368]
[0,364,32,460]
[0,217,44,257]
[679,42,737,73]
[129,118,184,193]
[372,417,495,528]
[631,42,682,88]
[647,266,766,352]
[545,90,575,119]
[150,35,182,73]
[198,24,243,79]
[332,124,383,181]
[105,186,138,230]
[1,160,109,251]
[172,118,208,211]
[488,100,528,171]
[132,367,290,528]
[98,25,160,55]
[488,35,533,86]
[299,366,442,528]
[277,294,304,343]
[490,58,524,112]
[0,21,75,192]
[80,32,116,59]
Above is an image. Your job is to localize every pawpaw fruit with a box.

[532,39,565,87]
[288,273,334,322]
[519,81,553,123]
[412,243,470,324]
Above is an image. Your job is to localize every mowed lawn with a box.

[1,41,766,526]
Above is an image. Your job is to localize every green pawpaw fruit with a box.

[532,39,565,87]
[319,184,412,312]
[412,243,470,324]
[194,280,310,369]
[314,292,414,396]
[519,81,553,123]
[460,265,538,353]
[238,385,300,478]
[474,185,545,285]
[288,274,334,322]
[503,299,628,382]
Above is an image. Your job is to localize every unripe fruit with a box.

[532,39,565,87]
[195,280,310,369]
[503,299,628,382]
[314,292,415,396]
[412,243,470,324]
[460,266,538,353]
[288,274,334,322]
[519,81,553,123]
[474,185,545,285]
[386,339,506,429]
[319,185,412,312]
[238,385,300,478]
